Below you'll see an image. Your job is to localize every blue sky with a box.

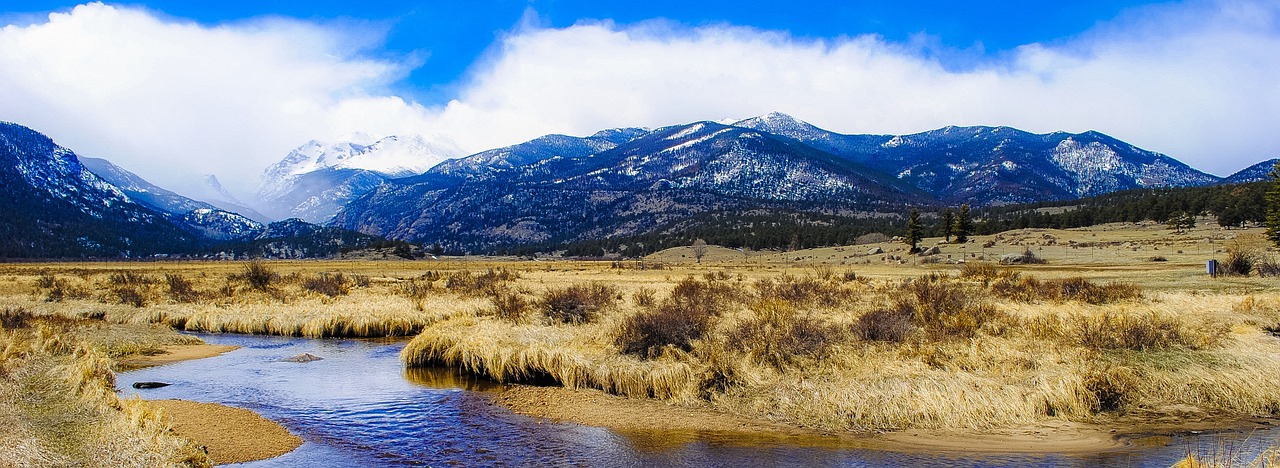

[5,0,1164,103]
[1,1,1277,195]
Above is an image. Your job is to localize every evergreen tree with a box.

[1266,162,1280,246]
[941,208,955,242]
[905,208,923,253]
[954,204,972,243]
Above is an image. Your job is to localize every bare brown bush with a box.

[539,283,617,324]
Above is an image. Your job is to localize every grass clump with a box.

[539,283,617,324]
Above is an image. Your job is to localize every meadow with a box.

[3,220,1280,464]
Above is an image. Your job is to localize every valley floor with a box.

[2,221,1279,463]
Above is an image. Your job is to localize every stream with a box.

[118,334,1279,467]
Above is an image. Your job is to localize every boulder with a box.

[132,381,171,389]
[280,353,323,363]
[868,247,884,255]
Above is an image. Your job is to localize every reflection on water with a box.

[118,334,1280,467]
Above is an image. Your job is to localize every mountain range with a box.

[329,113,1251,252]
[0,122,390,258]
[2,113,1274,258]
[256,133,464,223]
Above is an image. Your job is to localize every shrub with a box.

[540,283,617,324]
[106,271,155,286]
[1258,256,1280,277]
[1,307,33,329]
[727,300,843,369]
[958,262,1000,281]
[232,261,278,291]
[110,286,148,307]
[398,277,434,301]
[632,287,656,308]
[615,277,734,359]
[302,273,351,298]
[36,274,89,302]
[854,304,917,342]
[489,291,529,322]
[1083,364,1139,412]
[1223,246,1255,276]
[164,274,200,303]
[1073,312,1215,350]
[900,275,1001,340]
[444,268,519,297]
[991,276,1141,305]
[754,274,850,308]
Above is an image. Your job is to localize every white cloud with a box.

[1,0,1277,205]
[0,2,437,196]
[433,0,1280,177]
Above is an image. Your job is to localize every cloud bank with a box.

[1,0,1277,200]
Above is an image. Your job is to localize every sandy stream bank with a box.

[126,344,302,465]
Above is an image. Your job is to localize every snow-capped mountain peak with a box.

[265,133,465,181]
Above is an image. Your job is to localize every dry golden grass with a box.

[1,221,1278,436]
[0,311,210,467]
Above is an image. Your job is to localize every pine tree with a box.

[954,204,972,243]
[941,208,955,242]
[905,208,922,253]
[1266,162,1280,246]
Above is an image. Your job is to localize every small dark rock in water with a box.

[132,381,171,389]
[280,353,323,363]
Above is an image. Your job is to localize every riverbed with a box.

[118,334,1278,467]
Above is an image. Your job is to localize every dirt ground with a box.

[117,344,239,368]
[148,399,302,465]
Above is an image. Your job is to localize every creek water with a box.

[119,334,1278,467]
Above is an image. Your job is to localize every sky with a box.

[1,0,1278,198]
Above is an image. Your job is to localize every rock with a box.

[1000,253,1024,265]
[919,246,940,256]
[280,353,323,363]
[868,247,884,255]
[132,381,171,389]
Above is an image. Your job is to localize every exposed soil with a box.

[149,399,302,465]
[117,344,240,368]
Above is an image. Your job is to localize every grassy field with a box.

[0,308,210,466]
[3,221,1279,446]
